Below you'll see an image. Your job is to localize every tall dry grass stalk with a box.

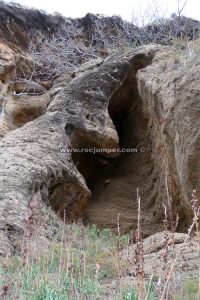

[160,189,200,300]
[134,188,145,299]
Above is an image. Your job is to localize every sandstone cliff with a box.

[0,3,200,256]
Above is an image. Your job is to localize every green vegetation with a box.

[0,222,199,299]
[0,223,130,299]
[185,278,199,297]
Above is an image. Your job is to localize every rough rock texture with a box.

[83,53,165,235]
[83,44,200,234]
[137,46,200,230]
[0,41,37,136]
[1,39,200,253]
[0,45,158,254]
[130,232,199,281]
[101,232,200,299]
[2,92,51,132]
[0,42,16,82]
[1,4,200,255]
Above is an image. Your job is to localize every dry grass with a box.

[0,221,129,299]
[0,189,200,299]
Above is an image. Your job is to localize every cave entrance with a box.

[72,61,164,237]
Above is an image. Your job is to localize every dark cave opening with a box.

[68,62,165,236]
[70,66,141,189]
[71,65,141,191]
[49,57,167,237]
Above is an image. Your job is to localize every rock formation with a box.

[0,3,200,255]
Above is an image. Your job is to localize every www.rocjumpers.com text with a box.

[59,147,146,154]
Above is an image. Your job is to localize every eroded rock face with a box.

[0,45,159,255]
[108,231,199,300]
[0,42,16,81]
[0,6,200,256]
[0,41,42,136]
[137,46,200,229]
[1,41,200,254]
[2,93,51,130]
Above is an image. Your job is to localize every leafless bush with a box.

[27,15,137,80]
[28,14,200,82]
[29,27,98,80]
[135,16,200,46]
